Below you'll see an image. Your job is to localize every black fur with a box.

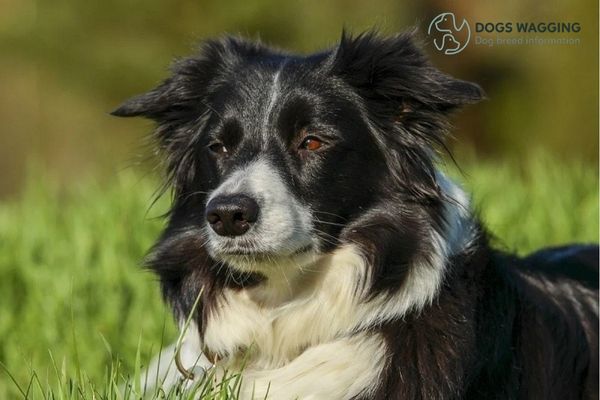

[113,30,599,399]
[361,233,598,400]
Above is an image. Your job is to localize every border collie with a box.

[112,30,599,399]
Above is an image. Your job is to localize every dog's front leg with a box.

[237,333,385,400]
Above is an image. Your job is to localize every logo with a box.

[428,12,471,55]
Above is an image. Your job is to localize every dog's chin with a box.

[212,245,319,274]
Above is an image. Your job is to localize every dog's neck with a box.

[244,262,314,306]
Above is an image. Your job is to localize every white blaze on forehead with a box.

[261,69,282,143]
[206,158,314,264]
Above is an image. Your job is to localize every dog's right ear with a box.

[110,80,177,120]
[110,43,225,122]
[111,36,269,122]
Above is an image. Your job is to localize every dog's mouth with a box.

[212,243,318,273]
[219,244,314,258]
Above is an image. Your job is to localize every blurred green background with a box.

[0,0,598,196]
[0,0,598,398]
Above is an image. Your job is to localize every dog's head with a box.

[113,30,483,282]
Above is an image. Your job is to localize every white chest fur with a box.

[203,237,449,369]
[194,246,391,399]
[197,242,446,399]
[202,245,371,368]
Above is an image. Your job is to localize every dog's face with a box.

[113,31,483,276]
[195,70,388,271]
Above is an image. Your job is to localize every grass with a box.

[0,154,597,399]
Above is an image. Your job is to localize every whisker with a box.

[313,218,347,228]
[179,189,212,204]
[312,210,348,221]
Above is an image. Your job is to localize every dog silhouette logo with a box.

[427,12,471,55]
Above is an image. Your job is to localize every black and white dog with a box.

[113,31,599,399]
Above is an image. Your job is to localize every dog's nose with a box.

[205,194,259,237]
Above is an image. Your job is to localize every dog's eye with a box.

[208,142,228,155]
[299,136,324,151]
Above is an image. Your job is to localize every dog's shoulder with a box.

[521,244,599,289]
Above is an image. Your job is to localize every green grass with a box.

[0,155,598,399]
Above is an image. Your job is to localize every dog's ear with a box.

[111,60,218,122]
[329,30,484,201]
[328,30,485,116]
[111,79,178,120]
[111,36,271,122]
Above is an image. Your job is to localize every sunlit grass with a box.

[0,155,597,398]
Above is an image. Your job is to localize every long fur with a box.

[113,30,599,399]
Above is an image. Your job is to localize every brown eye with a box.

[299,136,324,151]
[208,142,228,155]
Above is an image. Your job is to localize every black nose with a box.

[205,194,260,237]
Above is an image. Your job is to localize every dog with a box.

[112,30,599,399]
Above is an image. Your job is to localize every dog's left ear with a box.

[328,30,485,115]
